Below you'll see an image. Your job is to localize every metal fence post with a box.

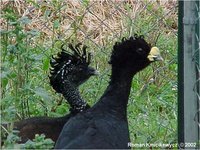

[195,0,200,148]
[178,1,200,148]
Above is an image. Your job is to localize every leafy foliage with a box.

[2,132,54,149]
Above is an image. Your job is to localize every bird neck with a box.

[96,67,135,119]
[62,80,87,112]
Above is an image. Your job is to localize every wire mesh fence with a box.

[1,0,178,148]
[178,1,199,148]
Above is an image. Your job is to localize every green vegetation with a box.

[1,0,177,149]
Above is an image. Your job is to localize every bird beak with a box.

[92,70,99,75]
[147,47,163,62]
[88,67,99,76]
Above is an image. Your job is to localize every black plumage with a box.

[49,43,96,111]
[49,43,92,93]
[55,35,162,149]
[13,43,96,143]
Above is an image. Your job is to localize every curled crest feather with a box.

[49,43,92,93]
[109,34,151,66]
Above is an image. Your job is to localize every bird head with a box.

[109,35,163,73]
[49,43,97,93]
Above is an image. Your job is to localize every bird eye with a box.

[136,48,145,54]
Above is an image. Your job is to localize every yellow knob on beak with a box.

[147,47,163,61]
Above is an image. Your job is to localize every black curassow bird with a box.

[13,43,97,143]
[55,35,163,149]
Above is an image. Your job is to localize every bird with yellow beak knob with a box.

[148,47,163,61]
